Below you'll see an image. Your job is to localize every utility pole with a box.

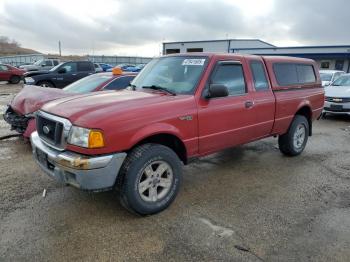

[58,40,61,56]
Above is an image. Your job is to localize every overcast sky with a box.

[0,0,348,57]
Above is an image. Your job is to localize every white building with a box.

[163,39,350,72]
[163,39,275,54]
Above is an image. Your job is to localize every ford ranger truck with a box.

[30,54,324,215]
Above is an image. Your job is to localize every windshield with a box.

[131,56,208,94]
[63,74,112,93]
[320,73,332,81]
[331,75,350,86]
[49,63,63,72]
[33,59,43,66]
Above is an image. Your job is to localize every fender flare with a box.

[129,122,185,148]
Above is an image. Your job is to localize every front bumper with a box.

[3,106,31,133]
[323,101,350,115]
[30,131,127,191]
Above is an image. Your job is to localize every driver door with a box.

[197,58,257,155]
[54,62,78,88]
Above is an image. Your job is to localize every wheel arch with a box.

[130,130,188,164]
[9,74,21,84]
[295,105,312,136]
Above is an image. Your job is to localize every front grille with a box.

[36,111,72,150]
[324,108,350,112]
[325,97,350,103]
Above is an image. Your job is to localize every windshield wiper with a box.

[142,85,176,96]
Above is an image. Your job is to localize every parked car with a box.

[94,63,103,73]
[115,64,136,71]
[19,58,60,72]
[30,54,324,215]
[0,64,25,84]
[324,73,350,115]
[319,70,345,86]
[4,70,136,138]
[124,64,146,72]
[24,61,96,88]
[98,63,113,72]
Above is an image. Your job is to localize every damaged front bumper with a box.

[3,106,32,134]
[30,131,127,192]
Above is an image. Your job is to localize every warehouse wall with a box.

[0,54,44,66]
[163,40,274,55]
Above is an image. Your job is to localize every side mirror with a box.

[57,68,66,74]
[205,84,229,99]
[41,64,45,67]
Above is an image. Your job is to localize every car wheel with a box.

[117,143,182,215]
[38,81,54,88]
[278,115,309,156]
[9,75,20,84]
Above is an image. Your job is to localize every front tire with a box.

[38,81,54,88]
[278,115,309,156]
[117,143,182,215]
[9,75,20,84]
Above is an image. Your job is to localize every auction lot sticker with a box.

[182,59,206,66]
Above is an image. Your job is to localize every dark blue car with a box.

[98,63,113,72]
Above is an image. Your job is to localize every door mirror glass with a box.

[206,84,229,99]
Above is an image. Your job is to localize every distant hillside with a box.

[0,43,40,56]
[0,36,40,56]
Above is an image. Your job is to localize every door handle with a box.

[245,101,254,108]
[72,73,77,76]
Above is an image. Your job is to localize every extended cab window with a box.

[274,63,316,86]
[78,62,94,72]
[250,61,269,91]
[297,65,316,83]
[211,63,246,96]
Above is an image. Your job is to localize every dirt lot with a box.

[0,82,350,261]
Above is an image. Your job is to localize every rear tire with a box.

[38,81,54,88]
[9,75,20,84]
[278,115,309,156]
[117,143,182,215]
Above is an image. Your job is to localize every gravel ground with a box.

[0,82,350,261]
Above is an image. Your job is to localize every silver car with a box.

[324,74,350,115]
[19,58,60,71]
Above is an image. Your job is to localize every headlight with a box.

[67,126,105,148]
[24,77,35,84]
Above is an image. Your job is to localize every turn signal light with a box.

[88,131,105,148]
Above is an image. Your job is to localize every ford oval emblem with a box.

[43,125,50,135]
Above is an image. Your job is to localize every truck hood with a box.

[325,85,350,98]
[24,70,49,77]
[19,65,36,70]
[11,85,71,115]
[42,90,192,125]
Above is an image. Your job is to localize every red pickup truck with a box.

[30,53,324,215]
